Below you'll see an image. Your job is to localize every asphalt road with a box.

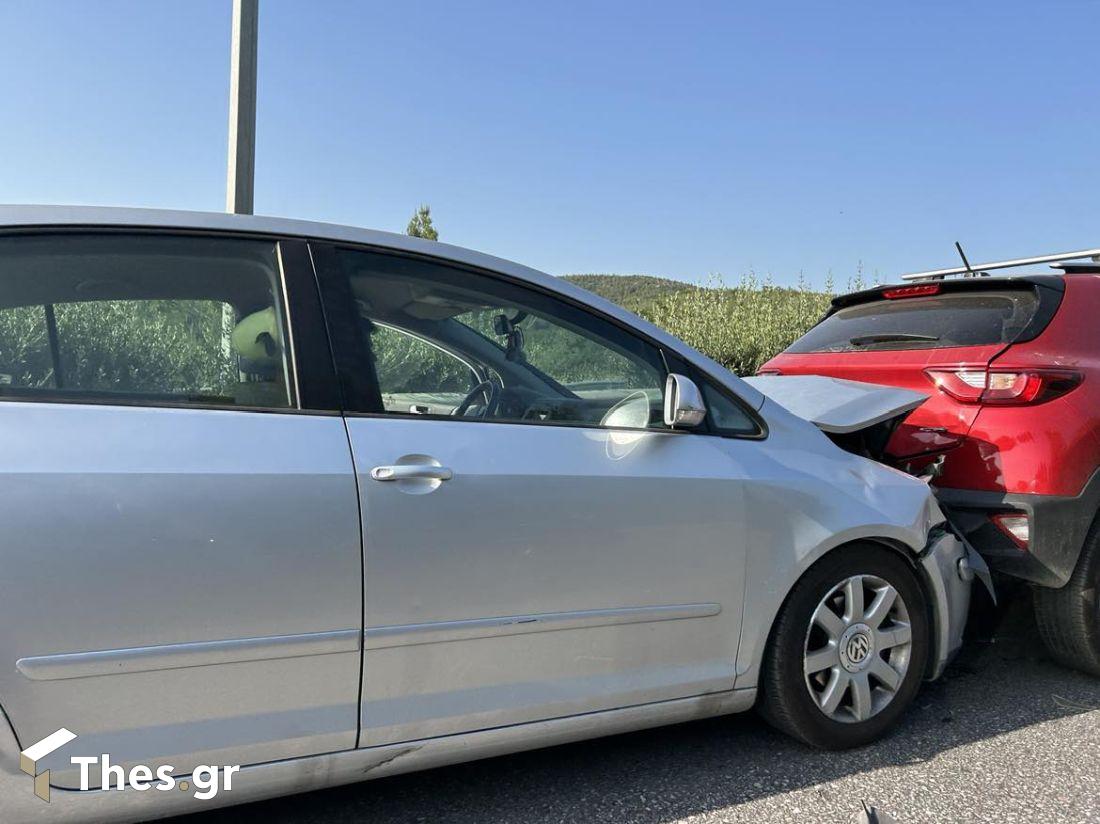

[180,595,1100,824]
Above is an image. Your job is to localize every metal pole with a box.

[226,0,259,214]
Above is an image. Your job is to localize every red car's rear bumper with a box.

[935,468,1100,587]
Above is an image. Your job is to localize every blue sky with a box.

[0,1,1097,286]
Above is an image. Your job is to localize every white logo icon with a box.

[20,728,77,802]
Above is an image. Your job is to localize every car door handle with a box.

[370,465,454,482]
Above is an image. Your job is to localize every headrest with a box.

[232,307,282,375]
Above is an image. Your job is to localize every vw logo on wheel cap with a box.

[838,623,876,673]
[846,633,871,664]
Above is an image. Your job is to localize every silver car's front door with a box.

[348,418,747,746]
[313,245,752,747]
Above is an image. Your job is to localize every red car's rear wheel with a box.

[1034,514,1100,677]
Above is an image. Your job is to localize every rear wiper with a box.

[848,333,940,347]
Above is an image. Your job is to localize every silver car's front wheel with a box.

[804,574,913,723]
[760,545,930,749]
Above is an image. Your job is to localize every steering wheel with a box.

[451,379,500,418]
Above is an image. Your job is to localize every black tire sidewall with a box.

[1082,535,1100,653]
[1067,525,1100,666]
[1034,517,1100,676]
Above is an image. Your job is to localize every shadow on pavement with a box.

[179,592,1100,824]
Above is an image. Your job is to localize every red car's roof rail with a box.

[900,248,1100,281]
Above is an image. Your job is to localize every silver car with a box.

[0,207,977,823]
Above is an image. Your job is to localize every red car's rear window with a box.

[786,289,1040,354]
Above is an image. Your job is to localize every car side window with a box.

[332,248,668,429]
[701,380,760,436]
[0,233,293,408]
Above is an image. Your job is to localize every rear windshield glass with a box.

[786,289,1040,353]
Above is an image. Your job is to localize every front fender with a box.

[731,402,953,688]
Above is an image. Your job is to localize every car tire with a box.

[1033,515,1100,677]
[759,544,931,749]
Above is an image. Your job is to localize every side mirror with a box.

[663,373,707,428]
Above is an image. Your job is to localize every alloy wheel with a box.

[803,574,913,724]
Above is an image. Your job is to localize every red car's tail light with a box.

[925,369,986,402]
[925,368,1082,405]
[881,284,941,299]
[991,512,1030,550]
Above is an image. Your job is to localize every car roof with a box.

[0,204,523,274]
[0,205,765,410]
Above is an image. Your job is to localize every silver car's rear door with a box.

[0,233,363,786]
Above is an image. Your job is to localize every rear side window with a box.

[786,289,1040,353]
[0,233,293,408]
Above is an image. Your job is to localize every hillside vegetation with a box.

[563,273,841,375]
[563,274,692,311]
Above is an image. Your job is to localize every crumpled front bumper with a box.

[917,525,992,680]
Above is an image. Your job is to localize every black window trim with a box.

[0,227,343,416]
[278,238,342,411]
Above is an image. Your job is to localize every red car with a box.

[760,252,1100,677]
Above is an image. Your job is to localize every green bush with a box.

[636,274,833,375]
[569,273,869,376]
[0,300,238,395]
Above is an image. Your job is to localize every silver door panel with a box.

[0,402,362,786]
[362,622,735,744]
[348,416,747,747]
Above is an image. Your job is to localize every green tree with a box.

[406,205,439,240]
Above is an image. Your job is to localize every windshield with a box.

[786,289,1040,353]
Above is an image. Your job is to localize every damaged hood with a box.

[743,375,927,434]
